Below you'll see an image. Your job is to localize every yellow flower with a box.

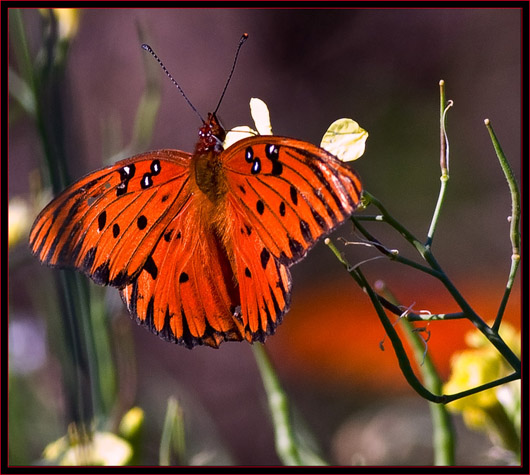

[443,323,520,459]
[8,197,30,248]
[39,9,81,41]
[43,431,132,466]
[444,324,520,410]
[119,406,144,441]
[444,349,502,420]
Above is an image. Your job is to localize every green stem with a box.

[376,282,455,465]
[9,10,36,93]
[326,240,520,404]
[362,192,425,255]
[402,319,455,465]
[422,252,520,374]
[159,397,185,466]
[13,10,100,429]
[252,345,303,466]
[361,192,521,374]
[484,120,521,333]
[426,81,452,248]
[56,271,94,426]
[352,216,441,277]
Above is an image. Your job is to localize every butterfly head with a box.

[197,113,226,154]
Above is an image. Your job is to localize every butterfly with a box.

[29,40,363,349]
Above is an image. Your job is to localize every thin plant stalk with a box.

[484,119,521,333]
[325,240,520,405]
[357,192,521,374]
[325,80,521,407]
[375,281,455,465]
[10,8,98,430]
[159,397,186,466]
[426,80,452,249]
[252,345,304,465]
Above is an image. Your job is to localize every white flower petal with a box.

[250,98,273,135]
[224,126,256,148]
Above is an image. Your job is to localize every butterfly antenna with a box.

[213,33,249,115]
[141,43,204,123]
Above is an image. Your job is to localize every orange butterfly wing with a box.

[30,122,362,348]
[29,149,248,348]
[220,136,362,339]
[119,195,245,348]
[30,150,191,286]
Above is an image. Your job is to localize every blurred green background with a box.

[9,8,521,465]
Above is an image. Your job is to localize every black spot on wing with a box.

[299,219,313,243]
[265,144,279,160]
[137,215,148,230]
[144,296,155,330]
[180,310,198,349]
[151,159,161,175]
[98,211,107,231]
[159,308,176,342]
[279,201,286,217]
[310,207,328,230]
[141,174,153,189]
[256,200,265,215]
[290,186,298,206]
[270,160,283,176]
[110,269,130,288]
[245,146,254,163]
[143,255,158,280]
[117,164,136,197]
[260,248,270,269]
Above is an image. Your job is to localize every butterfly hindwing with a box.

[225,200,292,339]
[120,195,246,348]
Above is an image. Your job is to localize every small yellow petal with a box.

[462,407,489,429]
[321,118,368,162]
[8,197,30,248]
[444,349,502,412]
[39,9,81,40]
[119,407,145,440]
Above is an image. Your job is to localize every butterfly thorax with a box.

[193,113,229,203]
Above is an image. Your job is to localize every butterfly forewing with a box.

[29,150,192,287]
[222,136,362,264]
[219,135,362,337]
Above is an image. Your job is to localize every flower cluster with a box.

[444,323,520,460]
